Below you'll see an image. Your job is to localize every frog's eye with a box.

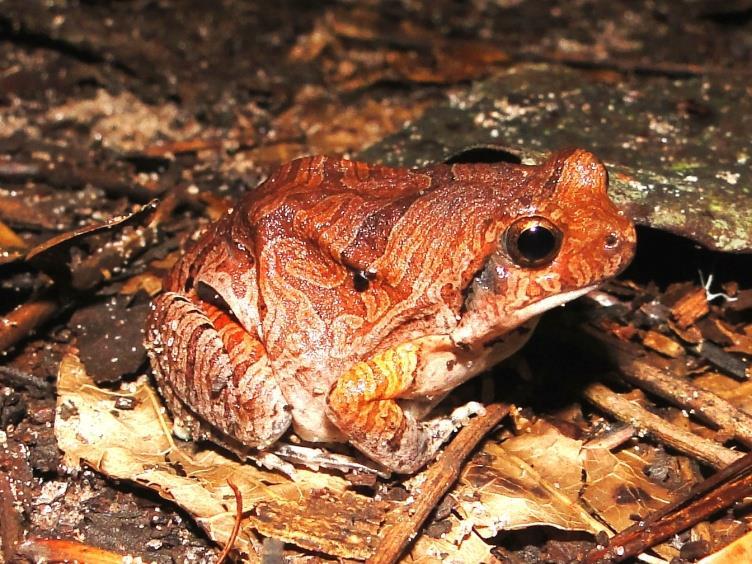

[504,216,563,268]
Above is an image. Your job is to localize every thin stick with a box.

[368,402,510,564]
[217,480,244,564]
[584,383,741,469]
[0,296,59,355]
[0,473,22,561]
[581,326,752,447]
[623,359,752,447]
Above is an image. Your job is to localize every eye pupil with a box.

[517,225,556,262]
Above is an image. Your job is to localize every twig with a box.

[217,480,244,564]
[0,295,60,355]
[0,473,22,562]
[583,452,752,562]
[16,537,129,563]
[141,138,225,157]
[0,366,52,396]
[622,359,752,447]
[584,383,741,469]
[367,402,510,564]
[582,326,752,448]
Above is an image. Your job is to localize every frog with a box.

[145,148,636,474]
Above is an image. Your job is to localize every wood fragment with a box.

[727,289,752,312]
[16,537,132,563]
[671,287,709,328]
[583,325,752,446]
[0,296,60,355]
[642,330,685,358]
[583,452,752,563]
[713,319,752,355]
[692,341,748,380]
[0,473,22,562]
[624,360,752,448]
[582,424,636,451]
[368,402,510,564]
[584,383,741,469]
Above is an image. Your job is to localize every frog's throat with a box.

[451,284,598,347]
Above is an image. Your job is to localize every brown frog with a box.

[145,149,635,473]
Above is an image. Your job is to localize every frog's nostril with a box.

[604,233,619,250]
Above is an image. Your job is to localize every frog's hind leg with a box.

[146,291,291,450]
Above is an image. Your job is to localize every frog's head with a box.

[452,149,636,346]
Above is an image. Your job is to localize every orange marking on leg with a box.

[328,343,418,443]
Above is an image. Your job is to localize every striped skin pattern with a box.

[145,149,636,473]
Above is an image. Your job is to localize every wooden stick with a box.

[0,472,22,562]
[584,383,741,469]
[581,326,752,448]
[16,537,129,563]
[368,403,510,564]
[622,359,752,447]
[0,296,59,355]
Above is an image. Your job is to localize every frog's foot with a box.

[423,401,488,450]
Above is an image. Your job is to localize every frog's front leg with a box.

[326,342,462,474]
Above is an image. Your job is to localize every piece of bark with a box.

[671,287,709,328]
[691,341,749,380]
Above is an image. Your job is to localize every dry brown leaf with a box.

[699,529,752,563]
[409,514,492,563]
[455,440,606,538]
[55,352,390,561]
[500,420,584,502]
[582,445,694,560]
[0,219,27,250]
[582,445,690,529]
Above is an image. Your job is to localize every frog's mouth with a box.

[501,285,597,327]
